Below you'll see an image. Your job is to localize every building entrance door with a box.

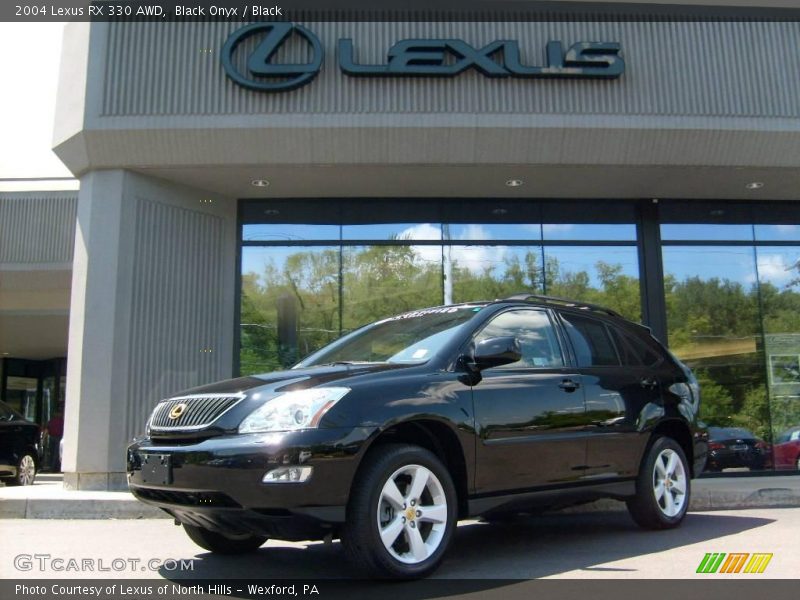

[1,357,67,471]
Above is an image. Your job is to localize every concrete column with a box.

[62,170,236,490]
[62,171,127,489]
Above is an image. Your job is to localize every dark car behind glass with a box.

[0,400,39,485]
[705,427,772,472]
[128,295,707,578]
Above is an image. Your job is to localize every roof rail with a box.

[501,293,622,318]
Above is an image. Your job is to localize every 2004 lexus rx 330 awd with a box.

[128,295,707,579]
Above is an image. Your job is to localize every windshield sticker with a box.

[377,305,482,323]
[412,349,429,359]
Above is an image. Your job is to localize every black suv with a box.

[128,295,707,578]
[0,400,39,486]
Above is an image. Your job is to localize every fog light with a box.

[262,466,313,483]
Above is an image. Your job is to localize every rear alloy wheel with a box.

[342,444,457,579]
[8,454,36,486]
[182,523,267,554]
[627,436,690,529]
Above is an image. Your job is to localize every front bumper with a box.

[127,426,375,540]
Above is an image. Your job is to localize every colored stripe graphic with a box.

[720,553,749,573]
[743,553,773,574]
[697,553,726,573]
[696,553,772,574]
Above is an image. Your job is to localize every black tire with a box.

[6,453,37,486]
[341,443,458,579]
[182,523,267,554]
[627,436,691,530]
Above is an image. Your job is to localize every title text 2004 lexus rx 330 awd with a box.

[128,295,707,579]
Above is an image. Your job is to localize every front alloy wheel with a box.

[627,436,690,529]
[9,454,36,486]
[343,444,457,579]
[377,464,449,564]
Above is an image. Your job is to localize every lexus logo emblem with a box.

[169,403,188,420]
[221,22,324,92]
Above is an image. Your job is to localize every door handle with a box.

[640,377,658,389]
[558,379,580,392]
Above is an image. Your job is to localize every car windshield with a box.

[296,305,484,367]
[776,429,800,443]
[708,427,755,440]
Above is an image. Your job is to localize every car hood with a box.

[175,363,415,397]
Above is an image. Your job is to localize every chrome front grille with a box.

[148,394,245,432]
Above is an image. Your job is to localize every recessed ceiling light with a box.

[251,179,270,188]
[745,181,764,190]
[505,179,524,188]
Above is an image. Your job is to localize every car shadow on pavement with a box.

[159,510,774,596]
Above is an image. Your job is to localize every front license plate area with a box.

[141,454,172,485]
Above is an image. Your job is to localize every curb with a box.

[689,486,800,511]
[0,497,168,519]
[559,485,800,514]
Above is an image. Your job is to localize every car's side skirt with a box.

[467,478,636,516]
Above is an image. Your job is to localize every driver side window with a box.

[475,310,564,369]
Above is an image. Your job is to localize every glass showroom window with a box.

[448,245,545,305]
[446,222,640,320]
[342,244,444,333]
[755,245,800,470]
[660,213,800,473]
[239,204,641,375]
[543,245,641,322]
[661,243,769,460]
[240,244,341,373]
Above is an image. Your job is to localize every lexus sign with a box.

[222,23,625,92]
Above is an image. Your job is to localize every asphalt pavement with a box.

[2,508,798,579]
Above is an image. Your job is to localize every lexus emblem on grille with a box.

[169,403,188,420]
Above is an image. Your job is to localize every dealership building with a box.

[2,0,800,489]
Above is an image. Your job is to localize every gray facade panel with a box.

[123,195,228,445]
[0,192,78,264]
[100,20,800,118]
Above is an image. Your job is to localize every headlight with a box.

[238,387,350,434]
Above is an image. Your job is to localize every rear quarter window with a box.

[614,327,663,367]
[608,327,644,366]
[559,312,620,367]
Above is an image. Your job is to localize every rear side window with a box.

[560,313,620,367]
[608,327,643,366]
[620,329,663,367]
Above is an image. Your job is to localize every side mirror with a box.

[471,336,522,370]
